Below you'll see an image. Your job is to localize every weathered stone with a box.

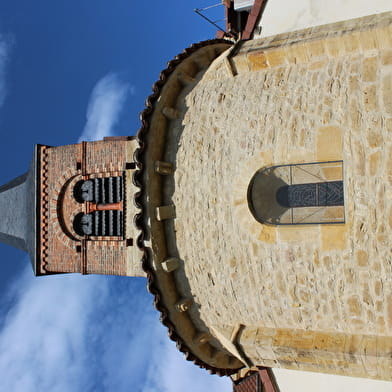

[359,28,378,51]
[389,207,392,230]
[388,298,392,330]
[343,32,360,53]
[386,118,392,133]
[363,84,377,112]
[309,59,328,70]
[366,128,383,148]
[362,57,378,82]
[369,151,381,176]
[352,141,366,176]
[325,35,344,57]
[321,226,346,251]
[247,52,267,71]
[349,98,362,129]
[356,250,369,267]
[347,296,362,317]
[278,226,318,242]
[382,74,392,114]
[362,283,373,306]
[308,40,326,57]
[374,281,382,297]
[233,54,251,74]
[317,126,343,160]
[349,57,360,74]
[266,49,286,67]
[377,316,386,334]
[381,49,392,65]
[349,75,360,95]
[258,225,276,243]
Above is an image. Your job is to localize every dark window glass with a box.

[276,181,344,208]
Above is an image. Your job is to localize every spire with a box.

[0,146,39,273]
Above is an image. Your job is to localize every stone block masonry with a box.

[157,12,392,379]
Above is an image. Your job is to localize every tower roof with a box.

[0,145,40,274]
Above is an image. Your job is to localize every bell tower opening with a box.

[73,176,124,237]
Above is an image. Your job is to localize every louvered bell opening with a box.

[94,178,101,203]
[92,211,123,236]
[93,176,123,204]
[115,210,123,236]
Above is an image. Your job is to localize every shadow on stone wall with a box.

[248,167,289,224]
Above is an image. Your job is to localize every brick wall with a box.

[85,241,126,275]
[39,138,139,276]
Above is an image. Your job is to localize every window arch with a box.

[73,176,123,204]
[73,211,123,237]
[248,161,345,225]
[73,175,124,237]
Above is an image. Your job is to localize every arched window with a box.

[74,177,123,204]
[248,161,345,225]
[73,176,124,237]
[73,211,123,237]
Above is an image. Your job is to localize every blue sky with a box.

[0,1,231,391]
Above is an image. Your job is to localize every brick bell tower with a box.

[0,136,143,277]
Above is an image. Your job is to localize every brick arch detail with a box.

[40,147,50,272]
[53,173,84,247]
[54,171,125,247]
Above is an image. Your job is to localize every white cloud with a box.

[143,333,232,392]
[79,73,133,142]
[0,265,108,392]
[0,263,232,392]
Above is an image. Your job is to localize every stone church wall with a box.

[162,13,392,379]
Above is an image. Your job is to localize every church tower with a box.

[0,137,143,277]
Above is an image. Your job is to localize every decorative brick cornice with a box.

[39,145,49,273]
[133,39,243,376]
